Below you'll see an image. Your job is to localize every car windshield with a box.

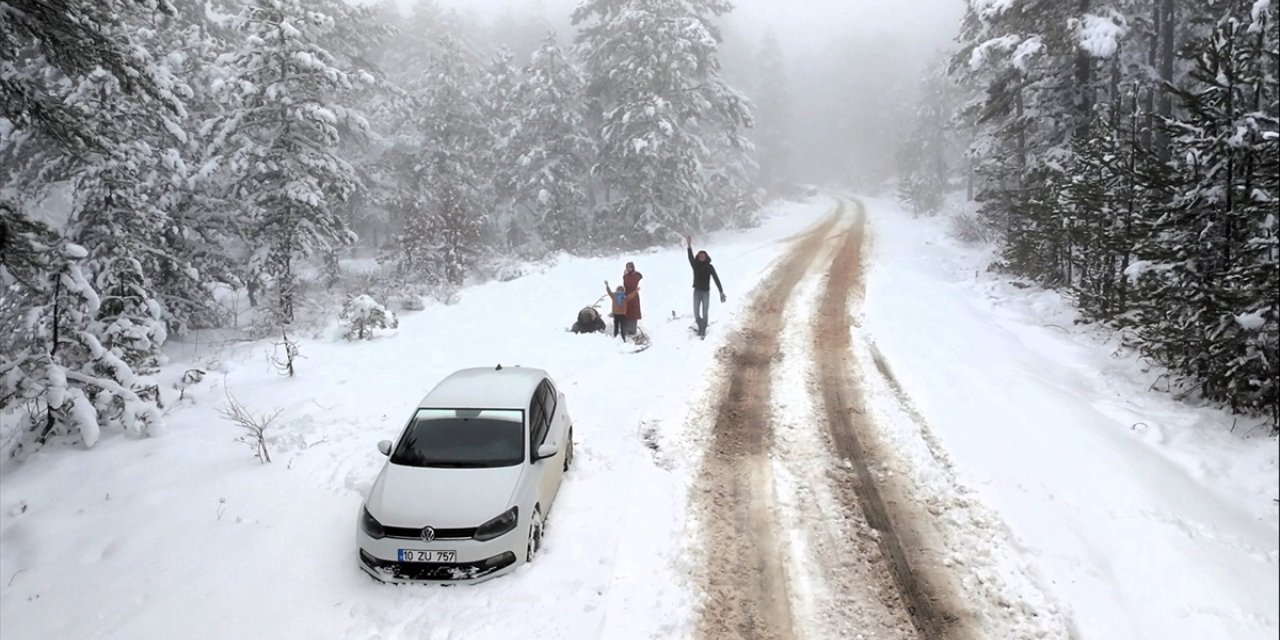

[390,408,525,468]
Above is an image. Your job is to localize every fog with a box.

[403,0,965,188]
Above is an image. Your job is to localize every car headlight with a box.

[361,507,386,539]
[473,506,519,541]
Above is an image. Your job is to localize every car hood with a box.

[367,463,525,528]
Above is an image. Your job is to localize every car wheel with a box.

[563,429,574,472]
[526,506,544,563]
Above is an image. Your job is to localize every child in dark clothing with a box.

[605,281,636,341]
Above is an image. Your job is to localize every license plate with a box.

[398,549,456,563]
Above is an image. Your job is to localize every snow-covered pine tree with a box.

[700,122,758,232]
[71,150,171,379]
[1058,67,1172,325]
[133,5,245,333]
[340,294,398,340]
[401,35,490,286]
[2,0,189,452]
[203,0,370,324]
[375,0,459,95]
[0,0,187,153]
[313,0,395,268]
[506,33,594,253]
[574,0,753,246]
[482,46,521,229]
[341,3,420,257]
[951,1,1125,282]
[897,55,961,216]
[747,32,793,194]
[1128,2,1278,424]
[1056,107,1130,317]
[64,0,211,376]
[2,240,162,454]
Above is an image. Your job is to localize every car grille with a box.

[360,550,517,581]
[383,525,477,540]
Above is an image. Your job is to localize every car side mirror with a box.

[377,440,392,456]
[536,443,558,460]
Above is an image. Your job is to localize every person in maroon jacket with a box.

[621,261,642,337]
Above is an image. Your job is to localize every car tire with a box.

[563,429,574,472]
[527,506,544,562]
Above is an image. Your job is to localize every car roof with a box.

[416,366,550,410]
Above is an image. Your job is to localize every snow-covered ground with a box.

[0,199,830,640]
[2,194,1276,640]
[857,195,1279,640]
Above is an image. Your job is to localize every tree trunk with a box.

[1074,0,1095,141]
[1155,0,1175,163]
[1141,0,1159,151]
[39,277,63,445]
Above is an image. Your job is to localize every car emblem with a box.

[420,526,436,542]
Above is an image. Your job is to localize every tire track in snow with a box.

[767,211,918,639]
[692,210,841,640]
[692,194,1076,640]
[812,198,976,639]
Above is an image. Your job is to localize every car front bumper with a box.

[358,548,518,583]
[356,520,526,585]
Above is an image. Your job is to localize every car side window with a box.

[539,380,558,425]
[528,394,545,454]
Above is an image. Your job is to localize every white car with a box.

[356,366,575,583]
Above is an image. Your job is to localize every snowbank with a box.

[859,195,1279,640]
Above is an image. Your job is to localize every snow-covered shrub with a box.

[340,295,398,340]
[2,240,162,456]
[492,261,528,283]
[390,294,426,312]
[269,331,301,377]
[948,211,996,244]
[219,392,282,464]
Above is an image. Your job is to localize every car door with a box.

[552,381,571,446]
[524,390,547,511]
[545,380,570,459]
[532,381,563,509]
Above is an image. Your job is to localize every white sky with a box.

[725,0,964,53]
[412,0,965,56]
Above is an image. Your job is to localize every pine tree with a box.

[1129,3,1278,422]
[396,35,490,286]
[340,294,398,340]
[136,6,245,333]
[898,56,960,216]
[0,0,187,152]
[951,1,1125,283]
[482,46,521,211]
[2,239,161,453]
[202,0,369,324]
[748,32,793,194]
[1,0,187,452]
[574,0,753,246]
[507,33,594,252]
